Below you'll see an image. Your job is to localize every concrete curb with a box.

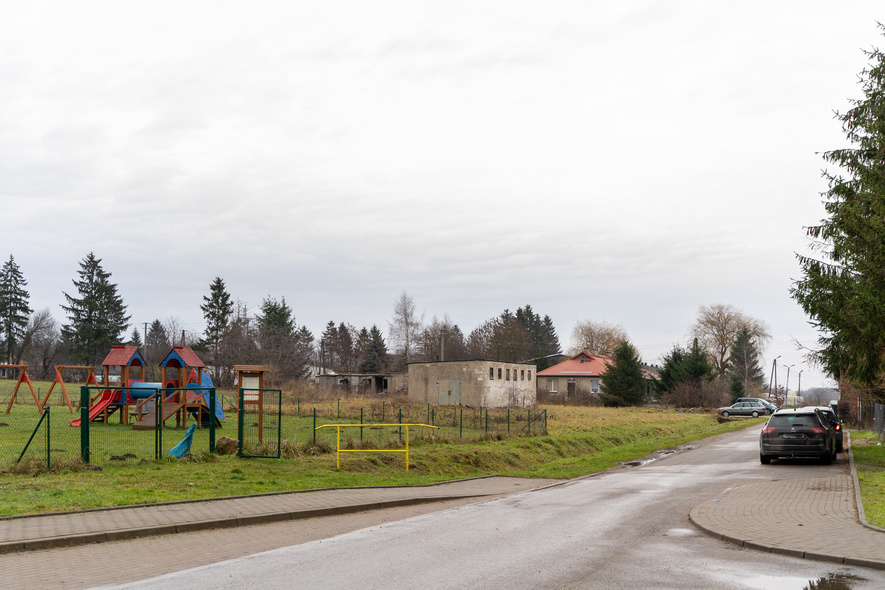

[0,474,505,522]
[0,494,489,554]
[848,430,885,534]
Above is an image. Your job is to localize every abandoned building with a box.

[407,359,537,408]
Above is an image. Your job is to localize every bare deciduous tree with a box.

[21,308,61,379]
[690,304,770,381]
[570,320,629,356]
[389,291,423,368]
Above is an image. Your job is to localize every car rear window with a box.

[769,414,819,428]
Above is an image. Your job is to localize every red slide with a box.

[70,389,115,427]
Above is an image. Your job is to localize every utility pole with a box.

[783,364,795,403]
[797,370,803,399]
[769,355,781,397]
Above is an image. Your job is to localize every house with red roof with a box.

[537,351,659,402]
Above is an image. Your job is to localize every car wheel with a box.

[751,411,759,418]
[837,443,844,453]
[821,450,833,465]
[760,453,771,464]
[722,411,729,417]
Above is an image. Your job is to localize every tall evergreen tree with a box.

[0,255,32,363]
[599,341,646,407]
[127,327,143,347]
[792,29,885,390]
[728,327,765,401]
[360,325,389,374]
[61,253,130,367]
[200,277,234,377]
[145,319,170,381]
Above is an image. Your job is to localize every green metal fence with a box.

[2,389,546,467]
[238,388,282,458]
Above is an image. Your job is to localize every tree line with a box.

[3,253,775,407]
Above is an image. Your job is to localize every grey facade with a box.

[408,360,537,408]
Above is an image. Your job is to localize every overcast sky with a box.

[2,1,882,390]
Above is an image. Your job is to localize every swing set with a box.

[42,365,97,413]
[2,364,39,414]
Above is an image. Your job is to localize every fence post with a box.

[80,385,89,464]
[360,407,364,441]
[46,406,51,471]
[528,409,531,435]
[313,408,317,445]
[507,408,510,435]
[337,398,340,419]
[209,387,216,453]
[237,388,244,457]
[382,401,385,422]
[485,409,488,433]
[459,408,463,439]
[399,408,403,442]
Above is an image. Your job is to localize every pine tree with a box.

[200,277,234,375]
[0,255,32,363]
[145,319,170,381]
[127,327,143,347]
[599,341,646,406]
[61,253,130,367]
[360,325,388,374]
[728,327,765,401]
[792,28,885,389]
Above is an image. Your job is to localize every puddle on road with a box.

[740,572,866,590]
[620,444,698,468]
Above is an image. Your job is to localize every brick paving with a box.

[0,476,558,553]
[690,474,885,569]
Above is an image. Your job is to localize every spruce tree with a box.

[61,253,130,367]
[599,341,646,406]
[0,255,32,363]
[200,277,234,375]
[728,327,765,401]
[792,28,885,389]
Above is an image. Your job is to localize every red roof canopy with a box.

[101,346,146,367]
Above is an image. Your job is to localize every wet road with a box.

[116,426,885,590]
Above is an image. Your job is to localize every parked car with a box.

[736,397,778,413]
[759,408,837,464]
[717,400,770,418]
[803,406,844,453]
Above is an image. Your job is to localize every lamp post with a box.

[797,370,803,400]
[783,364,795,405]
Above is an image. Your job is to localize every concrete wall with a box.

[408,360,537,408]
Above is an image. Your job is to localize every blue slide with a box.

[188,372,225,422]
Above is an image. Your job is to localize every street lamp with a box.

[783,364,795,404]
[797,370,804,399]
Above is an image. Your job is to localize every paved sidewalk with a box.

[690,459,885,569]
[0,476,556,553]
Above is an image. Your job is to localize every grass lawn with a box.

[0,402,761,516]
[850,430,885,528]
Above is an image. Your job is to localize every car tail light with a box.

[835,424,841,431]
[812,426,826,435]
[762,426,775,435]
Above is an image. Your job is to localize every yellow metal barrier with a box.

[314,423,439,472]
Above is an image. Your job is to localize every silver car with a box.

[717,400,770,418]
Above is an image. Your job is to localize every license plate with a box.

[782,433,804,439]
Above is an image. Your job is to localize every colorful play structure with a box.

[68,345,224,430]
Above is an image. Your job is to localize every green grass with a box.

[0,403,761,516]
[850,430,885,528]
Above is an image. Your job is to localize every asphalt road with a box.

[111,426,885,590]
